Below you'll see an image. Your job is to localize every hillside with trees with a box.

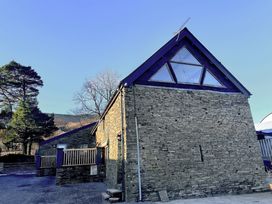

[53,114,96,131]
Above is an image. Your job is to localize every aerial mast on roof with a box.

[174,17,191,41]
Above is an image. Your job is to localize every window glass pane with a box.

[149,64,174,83]
[203,70,224,87]
[171,63,202,84]
[171,47,201,65]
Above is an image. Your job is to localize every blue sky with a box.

[0,0,271,123]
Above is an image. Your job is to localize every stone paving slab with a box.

[155,192,272,204]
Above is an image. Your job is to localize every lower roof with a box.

[40,121,97,146]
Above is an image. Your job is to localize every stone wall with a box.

[1,162,35,174]
[39,126,95,156]
[56,165,104,185]
[37,168,56,177]
[96,92,125,189]
[124,85,265,201]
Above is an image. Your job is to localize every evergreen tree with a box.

[27,104,57,155]
[0,61,56,155]
[0,128,17,150]
[8,100,37,154]
[7,99,57,155]
[0,65,16,111]
[0,106,16,150]
[0,105,12,129]
[0,61,43,111]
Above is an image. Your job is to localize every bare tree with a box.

[74,70,120,116]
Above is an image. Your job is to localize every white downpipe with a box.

[120,89,125,200]
[135,116,142,201]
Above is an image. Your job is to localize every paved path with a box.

[0,175,106,204]
[156,192,272,204]
[0,174,271,204]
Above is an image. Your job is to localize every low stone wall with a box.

[1,162,35,174]
[36,168,56,177]
[56,165,105,185]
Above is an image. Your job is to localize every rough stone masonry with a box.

[123,85,265,201]
[95,85,265,202]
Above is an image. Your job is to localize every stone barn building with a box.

[36,122,97,178]
[93,28,265,202]
[39,122,97,156]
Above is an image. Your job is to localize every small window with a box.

[171,47,201,65]
[171,63,203,84]
[149,64,174,83]
[199,145,204,162]
[105,146,109,161]
[203,70,224,87]
[102,120,105,130]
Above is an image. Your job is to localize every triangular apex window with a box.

[148,46,226,88]
[171,63,202,84]
[171,47,201,65]
[170,46,203,84]
[149,63,174,83]
[203,70,225,87]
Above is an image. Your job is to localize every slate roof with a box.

[40,121,97,146]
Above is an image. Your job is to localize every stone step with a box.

[107,188,122,194]
[106,189,123,202]
[108,197,120,203]
[106,188,122,197]
[101,192,110,200]
[251,185,270,192]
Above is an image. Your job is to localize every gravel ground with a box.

[0,175,106,204]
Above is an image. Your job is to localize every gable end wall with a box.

[124,86,265,201]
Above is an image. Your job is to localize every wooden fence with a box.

[63,148,97,166]
[259,138,272,161]
[40,155,56,168]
